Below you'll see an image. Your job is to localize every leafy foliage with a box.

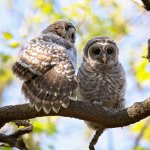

[0,53,12,97]
[131,120,150,140]
[131,47,150,85]
[33,117,57,136]
[2,32,13,40]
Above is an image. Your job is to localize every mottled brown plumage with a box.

[77,36,126,133]
[12,20,77,113]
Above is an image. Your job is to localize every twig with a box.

[147,39,150,61]
[143,39,150,61]
[89,129,103,150]
[131,0,145,8]
[131,0,150,10]
[133,119,150,149]
[14,119,32,127]
[0,120,33,150]
[0,133,28,150]
[143,39,150,62]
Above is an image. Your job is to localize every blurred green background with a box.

[0,0,150,150]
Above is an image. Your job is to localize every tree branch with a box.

[133,119,150,149]
[0,97,150,128]
[141,0,150,10]
[0,120,33,150]
[132,0,150,10]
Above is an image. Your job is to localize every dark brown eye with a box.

[107,47,114,55]
[92,48,101,55]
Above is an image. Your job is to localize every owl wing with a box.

[12,37,77,113]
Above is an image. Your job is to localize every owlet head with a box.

[83,36,119,69]
[42,20,76,44]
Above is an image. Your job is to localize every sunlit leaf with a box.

[33,117,57,135]
[131,120,150,140]
[42,4,52,14]
[131,120,145,132]
[34,0,53,14]
[8,41,19,48]
[0,54,11,63]
[1,147,12,150]
[2,32,13,40]
[135,146,150,150]
[134,60,150,83]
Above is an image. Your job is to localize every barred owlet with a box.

[12,20,77,114]
[77,36,126,134]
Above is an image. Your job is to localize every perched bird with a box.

[12,20,77,114]
[77,36,126,140]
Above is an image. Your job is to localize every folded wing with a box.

[12,37,77,113]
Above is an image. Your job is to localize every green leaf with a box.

[42,4,52,14]
[135,146,150,150]
[8,41,19,48]
[2,32,13,40]
[33,117,57,136]
[0,54,11,63]
[134,60,150,83]
[1,147,12,150]
[131,120,150,140]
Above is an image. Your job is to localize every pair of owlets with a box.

[12,20,126,132]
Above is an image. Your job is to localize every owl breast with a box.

[77,62,126,109]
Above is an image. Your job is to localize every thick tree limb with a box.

[0,97,150,128]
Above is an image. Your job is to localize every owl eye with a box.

[92,48,101,55]
[107,47,114,55]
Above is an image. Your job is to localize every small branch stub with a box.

[142,39,150,61]
[141,0,150,10]
[147,39,150,61]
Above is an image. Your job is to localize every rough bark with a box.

[0,98,150,128]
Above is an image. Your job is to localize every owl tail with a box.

[22,64,77,114]
[12,62,34,81]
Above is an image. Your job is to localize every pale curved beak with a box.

[101,55,107,64]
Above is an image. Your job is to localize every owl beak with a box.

[101,55,107,64]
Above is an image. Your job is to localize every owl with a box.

[12,20,77,114]
[77,36,126,133]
